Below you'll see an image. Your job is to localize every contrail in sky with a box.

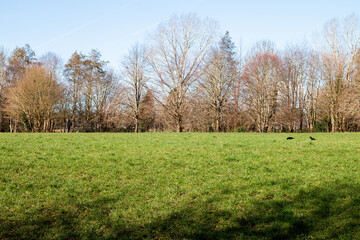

[34,18,100,50]
[34,0,140,50]
[132,17,169,36]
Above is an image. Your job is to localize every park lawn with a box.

[0,132,360,239]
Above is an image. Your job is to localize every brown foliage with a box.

[4,65,63,132]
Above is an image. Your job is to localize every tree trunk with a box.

[330,108,336,132]
[175,118,183,133]
[215,107,222,132]
[309,121,313,133]
[215,118,220,132]
[299,109,303,132]
[134,117,138,133]
[9,119,13,133]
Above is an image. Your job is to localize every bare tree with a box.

[122,44,149,132]
[186,89,210,131]
[277,44,308,132]
[318,14,360,132]
[103,83,127,131]
[304,51,321,132]
[39,52,63,78]
[148,14,217,132]
[242,41,282,132]
[93,67,119,132]
[64,50,112,132]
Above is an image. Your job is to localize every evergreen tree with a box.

[200,31,238,132]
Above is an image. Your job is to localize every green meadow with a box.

[1,133,360,239]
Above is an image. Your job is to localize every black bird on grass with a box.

[287,137,294,140]
[309,136,316,140]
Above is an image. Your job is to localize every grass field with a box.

[1,133,360,239]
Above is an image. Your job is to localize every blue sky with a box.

[1,0,360,68]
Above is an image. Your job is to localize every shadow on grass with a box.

[131,183,360,239]
[0,196,126,239]
[1,183,360,239]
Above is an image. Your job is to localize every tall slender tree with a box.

[0,48,7,131]
[278,44,307,132]
[64,51,85,130]
[83,49,107,131]
[122,44,149,132]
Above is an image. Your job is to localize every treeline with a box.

[1,14,360,133]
